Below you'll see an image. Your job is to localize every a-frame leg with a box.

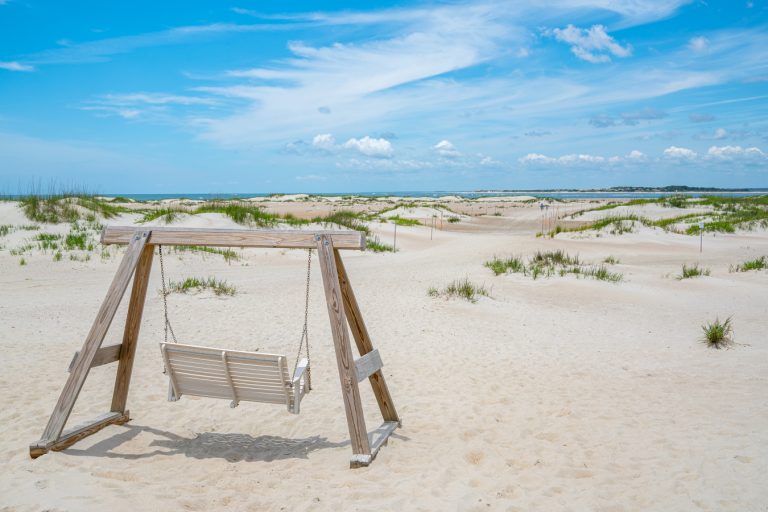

[30,230,151,458]
[111,243,154,413]
[316,235,372,464]
[334,250,400,425]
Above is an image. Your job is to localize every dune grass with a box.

[0,225,11,237]
[387,215,422,226]
[484,250,623,283]
[678,263,711,279]
[701,317,733,349]
[18,189,128,224]
[603,255,620,264]
[366,235,396,253]
[428,278,490,303]
[168,276,237,296]
[730,256,767,272]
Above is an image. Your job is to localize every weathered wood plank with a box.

[30,411,130,458]
[111,243,154,413]
[349,421,399,468]
[67,344,123,373]
[102,226,365,250]
[317,235,372,456]
[354,349,383,383]
[33,230,150,456]
[334,251,400,423]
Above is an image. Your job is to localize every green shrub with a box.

[701,317,733,349]
[730,256,767,272]
[678,263,711,279]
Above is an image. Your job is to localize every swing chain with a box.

[293,247,312,390]
[158,245,178,344]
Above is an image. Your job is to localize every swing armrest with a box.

[292,358,309,386]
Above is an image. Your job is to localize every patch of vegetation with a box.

[447,216,461,223]
[484,250,623,283]
[313,210,369,234]
[140,207,185,224]
[0,225,11,237]
[701,317,734,349]
[603,255,620,264]
[19,192,128,223]
[69,253,91,262]
[484,255,525,276]
[19,257,26,266]
[195,202,283,227]
[53,251,63,262]
[428,278,490,303]
[168,276,237,296]
[387,215,421,226]
[366,235,396,252]
[678,263,711,279]
[730,256,767,272]
[64,231,88,250]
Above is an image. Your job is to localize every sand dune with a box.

[1,199,766,511]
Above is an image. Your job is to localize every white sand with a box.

[1,200,767,511]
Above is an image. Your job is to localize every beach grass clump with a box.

[447,216,461,224]
[484,255,525,276]
[484,250,623,283]
[19,257,26,266]
[730,256,767,272]
[168,276,237,296]
[313,210,369,234]
[0,225,12,237]
[429,278,490,303]
[195,202,282,227]
[582,264,623,282]
[387,215,421,226]
[701,317,734,349]
[64,231,88,250]
[678,263,711,279]
[603,255,620,264]
[366,235,396,253]
[140,207,185,224]
[19,191,126,224]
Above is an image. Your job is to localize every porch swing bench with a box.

[161,343,309,413]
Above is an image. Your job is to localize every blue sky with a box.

[1,0,767,193]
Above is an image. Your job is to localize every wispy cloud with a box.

[547,24,632,63]
[0,61,34,72]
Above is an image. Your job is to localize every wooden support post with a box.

[110,242,154,413]
[334,251,400,423]
[30,230,150,458]
[316,235,372,460]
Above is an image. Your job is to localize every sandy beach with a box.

[0,196,766,511]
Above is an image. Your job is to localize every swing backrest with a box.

[161,343,293,407]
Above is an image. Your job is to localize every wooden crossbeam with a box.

[349,421,399,468]
[30,411,130,458]
[101,226,365,250]
[68,344,122,373]
[354,349,383,383]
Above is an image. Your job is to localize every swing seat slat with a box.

[161,343,309,413]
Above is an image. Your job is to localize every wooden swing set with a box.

[30,226,400,468]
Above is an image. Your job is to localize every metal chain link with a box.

[158,245,178,344]
[292,248,312,390]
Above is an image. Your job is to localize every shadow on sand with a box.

[64,424,350,462]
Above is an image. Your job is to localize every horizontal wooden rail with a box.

[354,349,383,383]
[30,411,130,458]
[68,344,122,373]
[101,226,366,250]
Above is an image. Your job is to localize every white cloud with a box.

[518,152,613,165]
[549,25,632,63]
[706,145,766,159]
[312,133,336,150]
[688,36,709,52]
[433,140,461,158]
[343,136,393,158]
[663,146,697,159]
[0,61,34,72]
[627,149,646,159]
[99,93,218,106]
